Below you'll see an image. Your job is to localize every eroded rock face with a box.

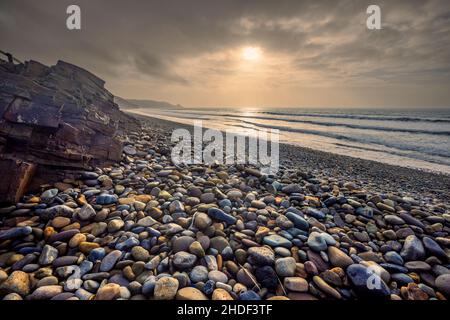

[0,58,140,202]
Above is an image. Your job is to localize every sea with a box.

[128,107,450,175]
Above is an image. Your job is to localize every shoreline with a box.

[0,110,449,301]
[129,112,450,203]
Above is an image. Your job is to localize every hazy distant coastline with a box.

[115,96,183,110]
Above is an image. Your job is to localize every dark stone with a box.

[333,213,345,227]
[172,236,195,253]
[323,196,337,207]
[346,264,390,299]
[247,246,275,266]
[239,290,261,300]
[400,235,425,261]
[306,250,330,272]
[11,253,36,271]
[379,263,408,274]
[96,194,117,205]
[255,266,278,289]
[263,235,293,249]
[399,213,425,229]
[0,226,32,240]
[391,273,414,286]
[281,184,302,194]
[207,208,237,225]
[422,237,447,260]
[435,274,450,296]
[285,211,309,230]
[173,252,197,269]
[47,229,79,243]
[202,280,215,295]
[356,206,374,218]
[304,207,325,219]
[52,256,79,268]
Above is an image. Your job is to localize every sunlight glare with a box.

[242,47,262,61]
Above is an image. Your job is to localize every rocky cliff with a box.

[0,58,140,203]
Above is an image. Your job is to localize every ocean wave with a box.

[162,110,450,135]
[225,115,450,136]
[260,111,450,123]
[234,120,450,160]
[333,143,450,167]
[166,112,450,136]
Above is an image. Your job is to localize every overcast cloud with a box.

[1,0,449,107]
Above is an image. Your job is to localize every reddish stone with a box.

[0,159,36,203]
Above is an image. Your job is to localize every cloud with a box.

[0,0,449,107]
[131,52,189,84]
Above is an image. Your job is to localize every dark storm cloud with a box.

[0,0,449,106]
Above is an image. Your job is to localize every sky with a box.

[1,0,450,108]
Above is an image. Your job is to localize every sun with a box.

[242,46,262,61]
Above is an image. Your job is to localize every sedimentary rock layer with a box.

[0,59,140,202]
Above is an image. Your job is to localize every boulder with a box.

[0,58,140,203]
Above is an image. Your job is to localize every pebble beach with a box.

[0,114,449,301]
